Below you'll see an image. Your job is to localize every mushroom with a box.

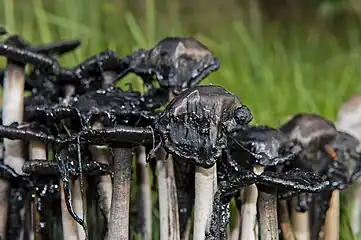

[0,32,82,240]
[154,85,253,240]
[124,36,220,240]
[310,131,361,240]
[227,125,327,240]
[202,124,328,240]
[279,113,338,240]
[233,125,301,240]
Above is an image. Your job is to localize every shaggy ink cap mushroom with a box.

[226,125,329,192]
[28,39,81,57]
[307,132,361,240]
[3,34,81,58]
[0,38,127,96]
[276,113,337,212]
[0,34,81,96]
[280,113,338,177]
[154,84,253,169]
[128,37,220,94]
[211,126,304,240]
[280,113,337,155]
[69,87,158,128]
[229,125,302,167]
[5,86,158,234]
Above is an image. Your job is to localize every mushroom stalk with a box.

[166,155,180,240]
[257,185,278,240]
[290,202,309,240]
[193,164,217,240]
[107,146,133,240]
[59,182,79,240]
[239,184,258,240]
[91,71,115,229]
[88,122,113,226]
[156,148,180,240]
[254,219,259,240]
[156,90,180,240]
[322,145,340,240]
[58,85,80,240]
[135,146,152,240]
[278,200,295,240]
[322,190,339,240]
[29,141,47,240]
[0,60,26,240]
[239,165,264,240]
[156,148,169,240]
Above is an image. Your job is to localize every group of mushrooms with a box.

[0,26,360,240]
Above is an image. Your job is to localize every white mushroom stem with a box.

[323,190,340,240]
[29,142,47,160]
[60,182,79,240]
[257,187,278,240]
[322,191,340,240]
[166,155,180,240]
[278,200,295,240]
[156,148,180,240]
[59,84,79,240]
[0,61,26,240]
[239,186,257,240]
[135,146,152,240]
[193,164,217,240]
[88,69,115,234]
[321,146,340,240]
[155,91,180,240]
[239,184,258,240]
[239,165,264,240]
[254,219,259,240]
[291,200,309,240]
[29,141,47,240]
[156,149,169,240]
[107,147,133,240]
[88,122,112,223]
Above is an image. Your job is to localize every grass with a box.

[1,0,361,239]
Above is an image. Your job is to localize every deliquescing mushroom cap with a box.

[154,84,252,168]
[129,37,220,94]
[228,125,302,167]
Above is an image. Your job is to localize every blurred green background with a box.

[1,0,361,239]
